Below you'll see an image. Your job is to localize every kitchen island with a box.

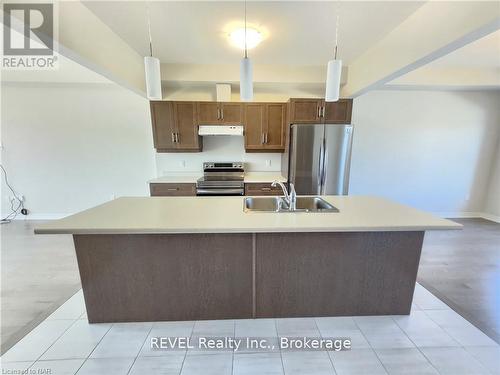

[35,196,460,323]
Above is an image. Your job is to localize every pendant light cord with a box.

[244,0,248,58]
[334,2,340,59]
[146,2,153,57]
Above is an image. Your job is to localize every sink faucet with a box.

[271,181,297,210]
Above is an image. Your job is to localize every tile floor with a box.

[1,284,498,375]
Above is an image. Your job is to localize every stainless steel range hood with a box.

[198,125,244,136]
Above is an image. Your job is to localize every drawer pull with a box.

[167,188,179,191]
[261,187,271,191]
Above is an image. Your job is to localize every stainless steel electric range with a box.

[196,162,245,196]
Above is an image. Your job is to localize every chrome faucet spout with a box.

[271,181,297,210]
[271,180,290,203]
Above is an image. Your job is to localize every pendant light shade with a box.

[325,59,342,102]
[325,7,342,103]
[144,56,162,100]
[144,3,162,100]
[240,56,253,101]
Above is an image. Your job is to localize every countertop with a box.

[34,196,461,235]
[149,172,287,184]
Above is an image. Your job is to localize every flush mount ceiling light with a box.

[144,2,162,100]
[239,0,253,101]
[230,28,262,50]
[325,3,342,102]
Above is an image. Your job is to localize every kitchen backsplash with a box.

[155,136,282,175]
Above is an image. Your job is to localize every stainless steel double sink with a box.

[244,196,339,213]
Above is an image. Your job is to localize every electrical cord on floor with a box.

[1,164,24,224]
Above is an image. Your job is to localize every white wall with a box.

[156,137,281,173]
[483,138,500,219]
[1,83,155,218]
[350,89,500,216]
[2,83,499,219]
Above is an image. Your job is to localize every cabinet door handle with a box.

[176,132,180,143]
[321,106,325,118]
[221,107,224,120]
[261,133,265,144]
[265,132,268,144]
[217,108,221,120]
[318,105,321,118]
[171,132,176,143]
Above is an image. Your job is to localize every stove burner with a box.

[196,162,245,196]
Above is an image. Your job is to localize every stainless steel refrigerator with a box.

[288,124,353,195]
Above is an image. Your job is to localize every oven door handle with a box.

[196,188,244,195]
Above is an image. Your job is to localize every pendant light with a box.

[240,0,253,101]
[144,2,162,100]
[325,10,342,102]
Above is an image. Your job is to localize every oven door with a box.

[196,188,244,196]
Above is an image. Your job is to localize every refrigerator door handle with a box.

[317,142,323,193]
[321,139,328,189]
[318,137,326,194]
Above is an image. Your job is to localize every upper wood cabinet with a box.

[197,102,219,124]
[244,103,286,152]
[197,102,243,125]
[289,98,353,124]
[150,101,202,152]
[289,99,323,124]
[323,99,353,124]
[150,101,176,150]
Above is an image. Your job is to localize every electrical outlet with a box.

[265,160,271,167]
[9,194,24,203]
[180,160,186,168]
[110,194,116,200]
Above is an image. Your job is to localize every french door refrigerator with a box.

[288,124,353,195]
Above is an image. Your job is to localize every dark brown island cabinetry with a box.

[197,102,243,125]
[150,101,202,152]
[289,98,353,124]
[149,183,196,196]
[244,103,286,152]
[73,230,423,322]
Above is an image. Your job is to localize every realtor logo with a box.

[2,3,58,69]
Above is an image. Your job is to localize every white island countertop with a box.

[35,196,461,235]
[149,172,287,184]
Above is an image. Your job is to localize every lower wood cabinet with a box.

[150,183,196,196]
[245,183,283,196]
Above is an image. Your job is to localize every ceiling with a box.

[390,29,500,87]
[0,27,110,84]
[429,29,500,69]
[83,1,425,66]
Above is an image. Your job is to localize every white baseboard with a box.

[7,213,70,221]
[480,212,500,223]
[434,212,483,219]
[434,211,500,223]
